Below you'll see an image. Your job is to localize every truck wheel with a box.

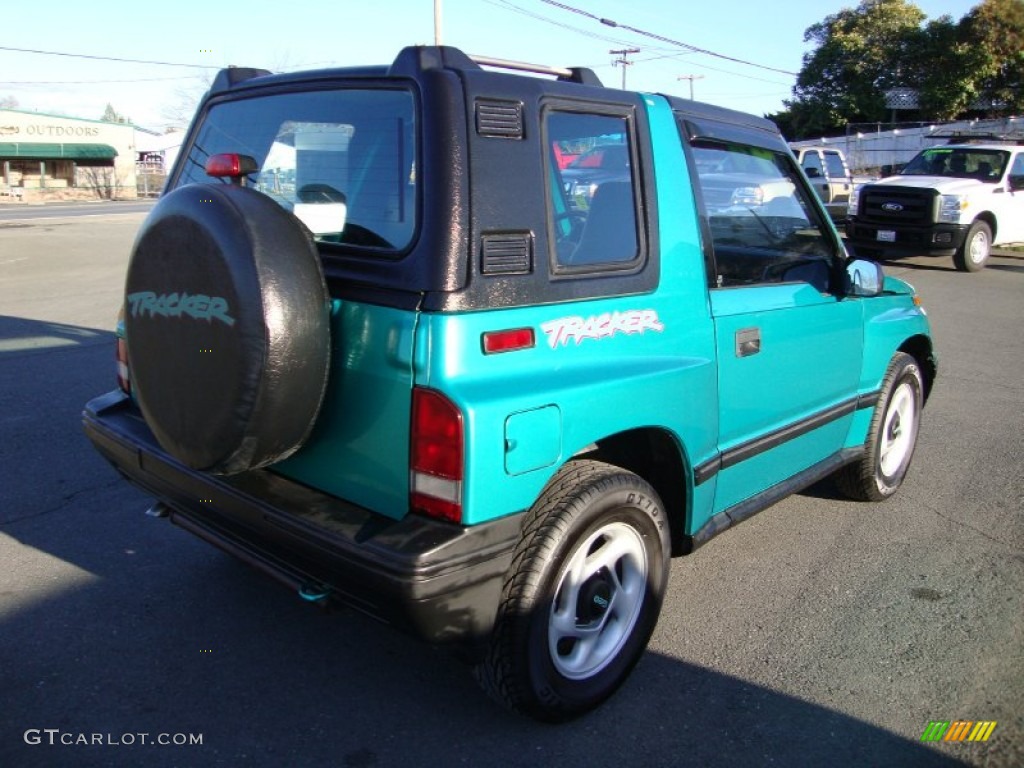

[953,220,991,272]
[835,353,923,501]
[124,183,331,474]
[475,460,670,722]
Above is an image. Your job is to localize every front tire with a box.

[835,353,923,501]
[475,460,670,722]
[953,220,991,272]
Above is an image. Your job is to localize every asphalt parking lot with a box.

[1,210,1021,767]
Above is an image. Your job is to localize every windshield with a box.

[902,147,1008,181]
[176,88,416,253]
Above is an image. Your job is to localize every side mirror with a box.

[846,258,885,297]
[880,164,893,178]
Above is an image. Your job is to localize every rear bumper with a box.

[82,391,521,655]
[845,218,967,257]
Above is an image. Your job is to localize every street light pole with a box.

[610,48,641,90]
[677,74,705,100]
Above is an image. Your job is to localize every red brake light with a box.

[482,327,535,354]
[116,338,131,394]
[116,307,130,394]
[411,388,463,523]
[205,153,258,178]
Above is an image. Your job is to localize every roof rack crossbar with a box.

[469,54,574,80]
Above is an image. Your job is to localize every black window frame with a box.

[540,101,648,280]
[676,116,844,293]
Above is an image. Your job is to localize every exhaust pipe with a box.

[145,501,170,518]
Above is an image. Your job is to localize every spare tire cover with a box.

[124,183,330,474]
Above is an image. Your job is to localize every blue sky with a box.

[0,0,980,131]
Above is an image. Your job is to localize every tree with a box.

[0,95,18,109]
[101,102,131,124]
[789,0,927,134]
[961,0,1024,114]
[911,15,978,120]
[775,0,1024,138]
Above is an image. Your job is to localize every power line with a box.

[0,45,218,69]
[483,0,653,49]
[537,0,799,77]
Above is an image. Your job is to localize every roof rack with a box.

[930,131,1024,145]
[469,54,602,87]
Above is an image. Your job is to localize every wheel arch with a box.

[973,211,997,241]
[898,333,937,404]
[578,426,691,557]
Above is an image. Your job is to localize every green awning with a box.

[0,142,118,160]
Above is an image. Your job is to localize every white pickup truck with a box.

[792,146,854,222]
[846,142,1024,271]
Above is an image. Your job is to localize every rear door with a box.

[823,150,852,204]
[995,150,1024,244]
[800,149,832,203]
[689,131,863,513]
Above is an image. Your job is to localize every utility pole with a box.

[434,0,442,45]
[610,48,640,90]
[677,74,705,100]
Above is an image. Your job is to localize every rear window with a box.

[176,88,417,253]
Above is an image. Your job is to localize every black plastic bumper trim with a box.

[82,391,521,650]
[688,447,862,551]
[693,392,878,487]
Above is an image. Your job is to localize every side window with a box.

[692,139,836,290]
[1008,153,1024,184]
[823,151,847,179]
[545,110,640,270]
[801,151,824,178]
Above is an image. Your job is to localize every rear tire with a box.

[953,220,991,272]
[475,460,670,722]
[835,352,923,501]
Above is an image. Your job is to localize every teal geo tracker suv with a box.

[83,46,937,722]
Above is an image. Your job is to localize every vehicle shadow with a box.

[0,315,977,767]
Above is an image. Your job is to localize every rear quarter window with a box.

[544,110,641,272]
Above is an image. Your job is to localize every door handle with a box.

[736,327,761,357]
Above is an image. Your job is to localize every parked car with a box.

[83,45,936,722]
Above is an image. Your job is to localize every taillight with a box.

[116,338,131,394]
[204,153,258,179]
[116,307,130,394]
[410,388,463,523]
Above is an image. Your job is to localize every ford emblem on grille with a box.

[882,202,904,212]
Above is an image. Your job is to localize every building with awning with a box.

[0,108,140,201]
[0,142,119,160]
